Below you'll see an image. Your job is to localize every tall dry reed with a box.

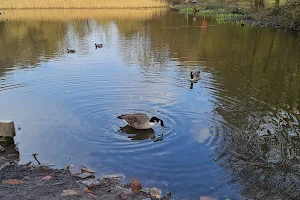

[0,0,168,9]
[1,8,167,21]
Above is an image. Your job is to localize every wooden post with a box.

[0,120,16,138]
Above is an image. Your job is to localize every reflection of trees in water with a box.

[0,9,166,77]
[2,11,300,198]
[0,21,68,76]
[211,96,300,199]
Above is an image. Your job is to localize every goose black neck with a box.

[150,117,160,122]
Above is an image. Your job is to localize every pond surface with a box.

[1,9,300,200]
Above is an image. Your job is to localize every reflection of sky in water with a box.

[1,9,300,200]
[0,18,226,200]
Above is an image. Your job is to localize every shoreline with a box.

[0,156,172,200]
[169,2,300,32]
[0,125,172,200]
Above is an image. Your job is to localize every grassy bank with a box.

[170,0,300,31]
[0,0,168,9]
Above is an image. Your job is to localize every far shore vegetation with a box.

[170,0,300,31]
[0,0,168,9]
[0,0,299,31]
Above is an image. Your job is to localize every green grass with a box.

[198,9,217,15]
[178,7,195,13]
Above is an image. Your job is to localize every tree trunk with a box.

[275,0,280,8]
[255,0,264,10]
[235,0,239,12]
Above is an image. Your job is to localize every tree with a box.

[255,0,265,10]
[275,0,280,8]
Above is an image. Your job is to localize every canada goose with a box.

[95,43,103,48]
[117,113,164,129]
[66,49,75,53]
[190,71,200,82]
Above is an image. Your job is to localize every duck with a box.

[66,49,75,53]
[117,113,164,129]
[95,43,103,48]
[190,70,200,82]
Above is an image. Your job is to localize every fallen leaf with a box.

[84,187,91,193]
[87,193,97,199]
[200,196,217,200]
[41,175,51,181]
[150,188,161,199]
[121,193,127,200]
[61,189,78,196]
[76,172,95,179]
[3,179,25,185]
[132,179,142,193]
[81,167,95,174]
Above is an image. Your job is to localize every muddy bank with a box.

[0,160,172,200]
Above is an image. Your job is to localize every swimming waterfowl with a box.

[117,113,164,129]
[190,70,200,82]
[95,43,103,48]
[66,49,75,53]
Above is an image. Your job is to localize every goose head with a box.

[190,71,193,80]
[150,117,165,127]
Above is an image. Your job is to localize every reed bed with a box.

[1,8,167,21]
[0,0,168,9]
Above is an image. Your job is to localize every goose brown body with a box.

[117,113,164,129]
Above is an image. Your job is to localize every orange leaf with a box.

[131,179,142,193]
[4,179,25,185]
[84,187,92,193]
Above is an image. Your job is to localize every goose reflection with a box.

[119,125,163,142]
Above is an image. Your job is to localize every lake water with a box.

[1,9,300,200]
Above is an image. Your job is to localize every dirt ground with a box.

[0,161,169,200]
